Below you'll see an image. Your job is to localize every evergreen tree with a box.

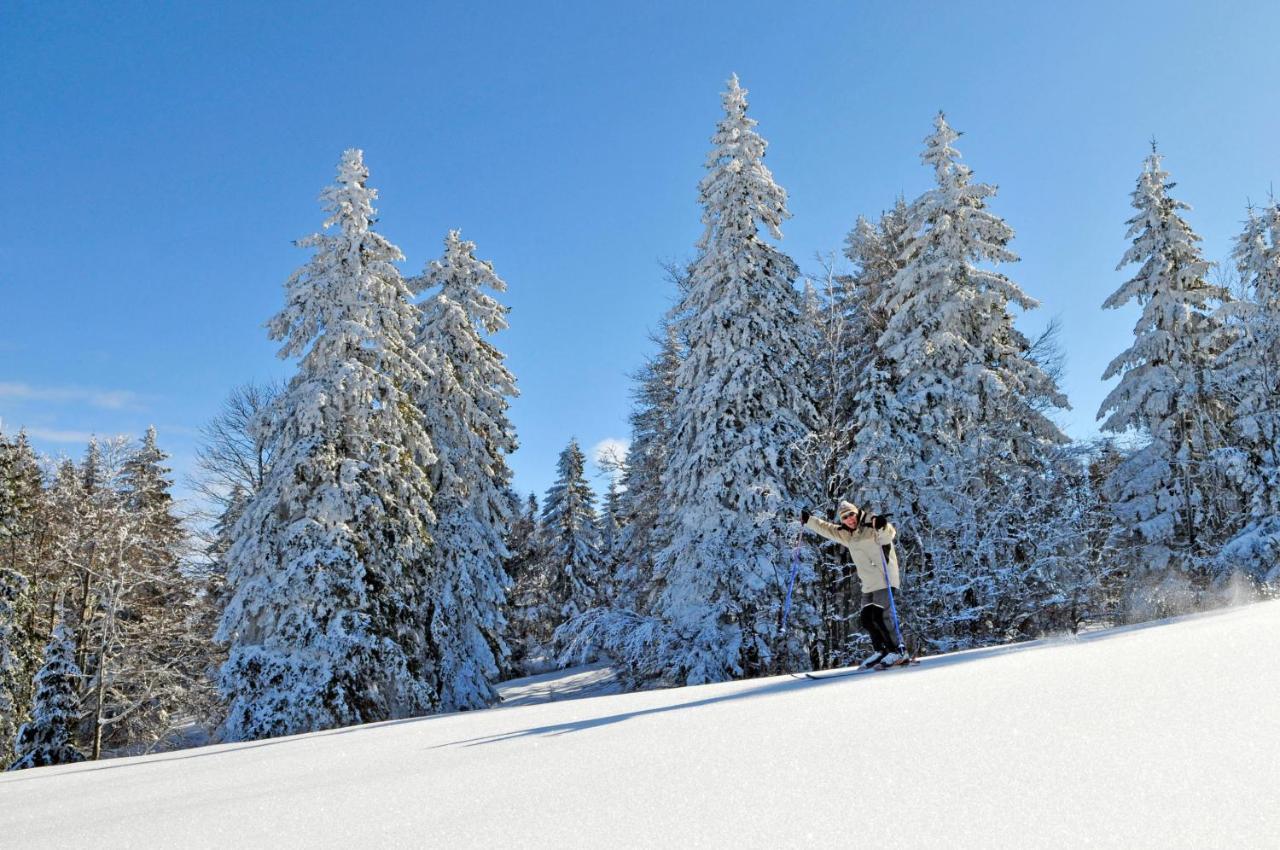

[217,149,438,741]
[70,439,109,678]
[847,114,1070,650]
[7,618,85,770]
[596,461,625,605]
[506,493,541,575]
[192,381,281,569]
[505,492,550,671]
[652,76,817,684]
[120,427,186,578]
[792,203,914,666]
[191,382,281,728]
[1216,202,1280,584]
[0,431,45,584]
[838,200,912,501]
[613,324,680,614]
[412,230,519,711]
[1098,148,1236,611]
[539,440,605,632]
[0,568,36,765]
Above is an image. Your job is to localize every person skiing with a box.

[800,500,907,669]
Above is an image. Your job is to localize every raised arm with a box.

[804,514,850,545]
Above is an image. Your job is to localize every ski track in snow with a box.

[2,602,1278,849]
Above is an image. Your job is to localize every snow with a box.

[495,662,621,707]
[3,601,1279,847]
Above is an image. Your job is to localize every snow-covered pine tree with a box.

[612,323,681,614]
[1098,148,1236,611]
[120,427,185,578]
[837,199,913,503]
[411,230,519,711]
[1216,202,1280,584]
[506,493,541,576]
[539,439,605,637]
[847,114,1071,650]
[7,617,85,770]
[504,492,546,671]
[70,438,108,678]
[217,149,439,741]
[551,317,688,684]
[600,471,624,573]
[789,202,913,666]
[0,431,45,583]
[0,568,36,766]
[652,75,817,684]
[791,262,857,668]
[191,381,281,727]
[0,433,20,548]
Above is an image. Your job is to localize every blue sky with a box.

[2,1,1278,505]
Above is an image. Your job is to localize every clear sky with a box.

[3,1,1278,505]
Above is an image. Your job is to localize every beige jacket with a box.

[804,516,900,592]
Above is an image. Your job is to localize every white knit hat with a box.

[837,501,860,520]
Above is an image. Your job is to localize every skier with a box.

[800,501,907,669]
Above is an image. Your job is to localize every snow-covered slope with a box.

[4,602,1278,848]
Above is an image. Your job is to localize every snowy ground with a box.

[3,601,1278,849]
[496,661,621,707]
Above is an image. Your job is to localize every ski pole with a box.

[876,536,906,654]
[779,527,802,637]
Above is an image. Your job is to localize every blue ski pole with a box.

[877,536,906,655]
[779,531,802,637]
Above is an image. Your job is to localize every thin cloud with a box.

[0,382,143,410]
[22,426,103,444]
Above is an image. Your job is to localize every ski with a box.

[801,669,873,680]
[798,658,919,680]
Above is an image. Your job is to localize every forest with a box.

[3,75,1277,767]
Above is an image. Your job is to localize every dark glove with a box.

[870,514,887,530]
[800,508,811,524]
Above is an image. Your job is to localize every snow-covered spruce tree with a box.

[411,230,518,711]
[1098,148,1236,612]
[600,470,624,578]
[836,199,913,500]
[1216,202,1280,584]
[0,568,36,765]
[120,427,185,579]
[847,114,1071,651]
[7,618,85,770]
[650,75,817,684]
[791,263,858,668]
[793,204,913,667]
[0,431,45,585]
[504,492,546,671]
[539,439,605,634]
[217,149,438,741]
[68,439,111,679]
[552,320,688,684]
[0,432,26,553]
[0,441,13,543]
[190,381,281,728]
[613,323,681,613]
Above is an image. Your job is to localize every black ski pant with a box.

[859,588,903,653]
